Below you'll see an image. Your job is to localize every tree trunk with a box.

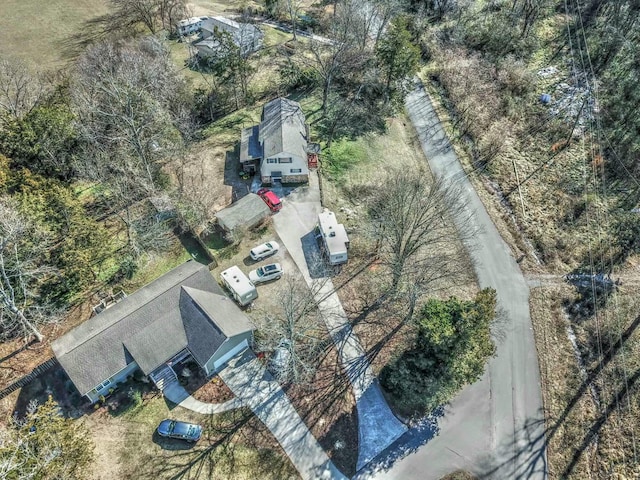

[18,310,43,342]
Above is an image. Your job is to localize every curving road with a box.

[357,83,548,479]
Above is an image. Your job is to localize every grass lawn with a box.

[85,390,297,480]
[0,0,108,68]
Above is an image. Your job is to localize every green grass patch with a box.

[201,107,262,143]
[261,25,292,48]
[0,0,108,68]
[322,138,367,181]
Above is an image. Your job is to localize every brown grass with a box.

[0,0,109,68]
[85,392,298,480]
[318,114,479,411]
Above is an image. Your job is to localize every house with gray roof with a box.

[215,192,270,235]
[240,97,310,184]
[52,261,254,403]
[194,16,263,58]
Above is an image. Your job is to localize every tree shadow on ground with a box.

[13,365,87,419]
[224,144,251,202]
[136,407,295,480]
[301,230,336,279]
[56,13,130,63]
[478,313,640,479]
[353,406,444,479]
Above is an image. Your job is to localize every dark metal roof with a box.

[240,125,261,163]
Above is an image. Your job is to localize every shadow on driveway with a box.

[301,231,335,279]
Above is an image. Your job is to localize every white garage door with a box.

[213,339,249,371]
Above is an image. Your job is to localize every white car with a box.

[249,241,280,261]
[249,263,284,284]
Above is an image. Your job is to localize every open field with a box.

[0,0,108,68]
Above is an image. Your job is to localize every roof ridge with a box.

[57,263,205,356]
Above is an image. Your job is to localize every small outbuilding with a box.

[215,193,270,234]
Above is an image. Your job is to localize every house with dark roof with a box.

[240,97,310,185]
[52,261,254,403]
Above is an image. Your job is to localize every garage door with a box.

[213,339,249,371]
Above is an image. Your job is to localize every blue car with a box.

[157,419,202,442]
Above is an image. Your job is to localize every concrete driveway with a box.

[357,83,547,479]
[272,174,407,471]
[219,350,346,480]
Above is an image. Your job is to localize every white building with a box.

[240,98,310,184]
[176,16,208,36]
[194,16,263,58]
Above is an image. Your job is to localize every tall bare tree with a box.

[0,197,58,342]
[0,60,46,125]
[110,0,190,34]
[368,168,476,298]
[253,275,329,385]
[71,38,189,258]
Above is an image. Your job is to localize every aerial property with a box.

[52,261,254,403]
[240,97,315,184]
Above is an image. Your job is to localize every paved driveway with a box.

[219,350,346,480]
[358,83,547,479]
[272,174,407,470]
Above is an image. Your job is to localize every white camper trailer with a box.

[316,209,349,266]
[220,266,258,306]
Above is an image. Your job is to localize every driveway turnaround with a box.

[219,350,346,480]
[360,83,547,479]
[272,173,407,470]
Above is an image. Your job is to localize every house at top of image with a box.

[193,16,263,59]
[241,97,317,185]
[176,16,209,36]
[51,261,255,404]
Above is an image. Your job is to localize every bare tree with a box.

[110,0,189,34]
[282,0,303,41]
[72,37,186,196]
[303,5,371,112]
[368,168,476,298]
[0,197,58,342]
[0,59,46,124]
[253,275,329,385]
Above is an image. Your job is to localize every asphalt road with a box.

[358,83,548,479]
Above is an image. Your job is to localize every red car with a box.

[257,188,282,212]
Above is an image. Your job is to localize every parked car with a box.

[250,241,280,261]
[157,419,202,442]
[257,188,282,212]
[249,263,284,284]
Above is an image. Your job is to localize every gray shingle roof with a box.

[52,261,253,395]
[259,98,307,160]
[215,193,270,232]
[179,287,228,367]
